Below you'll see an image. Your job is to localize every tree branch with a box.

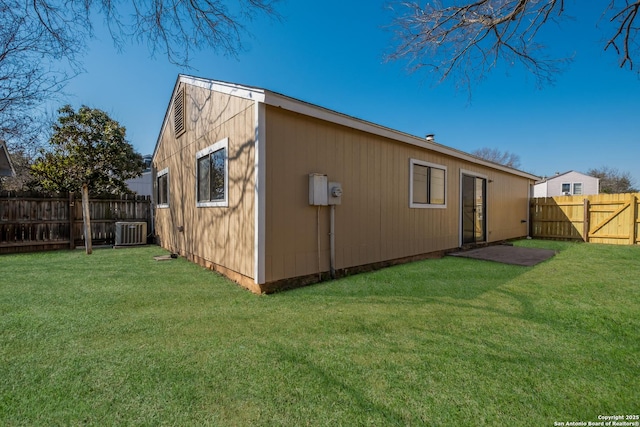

[386,1,640,91]
[605,0,640,70]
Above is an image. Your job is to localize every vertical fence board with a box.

[630,195,637,245]
[0,192,151,254]
[636,196,640,244]
[531,193,640,245]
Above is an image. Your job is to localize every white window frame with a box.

[196,137,229,208]
[572,182,583,195]
[409,158,447,209]
[561,182,571,194]
[156,167,169,208]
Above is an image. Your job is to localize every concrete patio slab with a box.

[449,245,556,266]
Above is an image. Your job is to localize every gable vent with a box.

[174,86,186,137]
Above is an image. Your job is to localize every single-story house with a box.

[533,171,599,197]
[0,140,15,177]
[152,75,539,293]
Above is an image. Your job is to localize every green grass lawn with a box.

[1,240,638,426]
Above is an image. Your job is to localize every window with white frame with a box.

[410,159,447,208]
[562,183,571,194]
[157,168,169,207]
[573,182,583,195]
[196,138,228,207]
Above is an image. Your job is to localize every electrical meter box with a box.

[328,182,342,205]
[309,173,328,206]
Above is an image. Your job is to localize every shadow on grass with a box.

[279,239,579,301]
[280,257,530,302]
[270,240,602,349]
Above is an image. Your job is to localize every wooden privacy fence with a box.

[0,192,152,254]
[531,193,640,245]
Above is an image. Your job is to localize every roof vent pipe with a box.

[425,134,435,142]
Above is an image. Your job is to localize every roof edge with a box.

[152,75,267,163]
[179,75,266,102]
[0,140,15,177]
[535,170,599,184]
[262,90,539,181]
[153,75,540,181]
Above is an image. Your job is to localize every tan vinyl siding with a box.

[486,170,531,241]
[152,77,535,290]
[264,106,531,283]
[153,83,256,281]
[458,165,531,242]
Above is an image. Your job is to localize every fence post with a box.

[630,194,637,245]
[529,199,534,238]
[68,192,75,250]
[81,184,92,254]
[583,198,590,243]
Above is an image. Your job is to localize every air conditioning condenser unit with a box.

[115,221,147,246]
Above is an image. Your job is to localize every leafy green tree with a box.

[31,105,145,253]
[32,105,144,195]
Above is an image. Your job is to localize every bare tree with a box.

[587,166,638,193]
[387,1,640,88]
[0,0,79,150]
[472,147,521,168]
[604,0,640,70]
[7,0,279,66]
[92,0,280,65]
[0,0,279,149]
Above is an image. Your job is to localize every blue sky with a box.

[60,1,640,184]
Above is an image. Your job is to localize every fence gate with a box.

[585,193,638,245]
[531,193,640,245]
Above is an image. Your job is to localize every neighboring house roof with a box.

[535,170,595,184]
[0,140,15,177]
[153,75,540,182]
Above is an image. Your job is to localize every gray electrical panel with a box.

[309,173,328,206]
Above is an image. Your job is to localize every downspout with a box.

[330,204,336,279]
[527,179,533,238]
[327,182,342,279]
[317,206,322,281]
